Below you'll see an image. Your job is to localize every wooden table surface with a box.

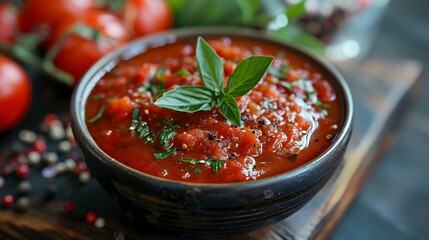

[0,58,422,239]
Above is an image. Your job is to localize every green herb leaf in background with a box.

[286,0,306,21]
[167,0,285,28]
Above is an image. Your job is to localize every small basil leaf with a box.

[196,36,224,93]
[154,86,215,113]
[225,56,273,98]
[219,95,241,126]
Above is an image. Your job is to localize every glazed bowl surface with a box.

[70,27,353,235]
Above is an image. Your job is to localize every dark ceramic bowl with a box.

[70,28,353,235]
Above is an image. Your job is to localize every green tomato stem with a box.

[0,41,74,86]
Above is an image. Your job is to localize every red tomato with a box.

[49,10,128,84]
[0,55,31,132]
[0,3,18,43]
[121,0,173,39]
[19,0,95,33]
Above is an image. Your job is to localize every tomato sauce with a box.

[86,36,341,183]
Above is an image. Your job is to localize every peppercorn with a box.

[78,171,91,183]
[15,164,29,179]
[94,217,106,228]
[2,195,15,208]
[17,181,32,196]
[33,139,47,153]
[0,176,5,189]
[19,130,37,144]
[85,212,97,224]
[15,197,30,213]
[63,201,76,213]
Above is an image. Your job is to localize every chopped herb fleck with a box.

[153,149,175,159]
[91,93,105,101]
[315,100,331,109]
[137,122,150,139]
[279,81,293,90]
[87,101,109,123]
[268,64,289,79]
[159,129,176,145]
[138,99,149,105]
[207,158,225,173]
[131,107,140,120]
[321,109,329,116]
[155,67,170,82]
[179,156,225,173]
[137,85,148,93]
[129,107,152,140]
[307,90,316,95]
[137,69,166,96]
[194,166,202,174]
[145,134,155,143]
[159,118,174,127]
[174,69,191,77]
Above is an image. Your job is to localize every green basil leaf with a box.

[225,56,274,98]
[219,95,241,126]
[196,36,224,93]
[154,86,215,113]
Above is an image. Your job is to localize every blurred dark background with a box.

[331,0,429,239]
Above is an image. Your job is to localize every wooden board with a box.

[0,59,422,240]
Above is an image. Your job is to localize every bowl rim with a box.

[71,27,353,189]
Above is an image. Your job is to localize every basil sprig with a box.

[154,36,273,126]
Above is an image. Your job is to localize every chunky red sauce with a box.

[86,36,341,183]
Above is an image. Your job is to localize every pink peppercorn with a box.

[33,139,47,153]
[63,201,76,213]
[85,212,97,224]
[44,114,59,126]
[15,164,29,179]
[2,195,15,208]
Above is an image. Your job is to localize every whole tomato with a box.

[0,2,18,43]
[0,55,31,132]
[121,0,173,39]
[49,10,128,84]
[19,0,95,33]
